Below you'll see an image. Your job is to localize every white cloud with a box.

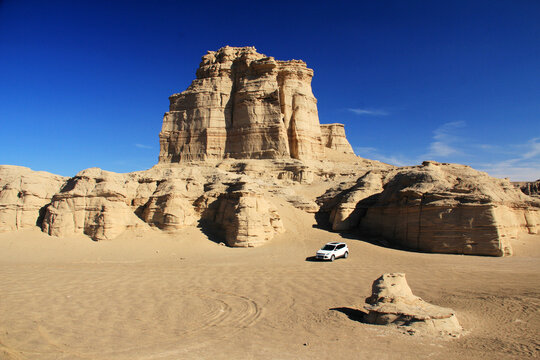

[353,146,413,167]
[374,155,412,167]
[425,121,466,158]
[479,163,540,182]
[523,137,540,159]
[354,122,539,181]
[353,146,377,154]
[478,138,540,181]
[348,108,389,116]
[135,143,152,149]
[433,121,465,140]
[429,141,457,157]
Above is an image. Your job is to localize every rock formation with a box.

[0,166,66,232]
[364,273,462,337]
[1,161,318,244]
[320,123,354,154]
[318,161,540,256]
[197,180,284,247]
[1,47,538,255]
[327,171,384,231]
[42,168,151,241]
[159,46,352,162]
[514,180,540,198]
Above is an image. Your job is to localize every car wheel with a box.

[330,255,335,262]
[343,251,348,259]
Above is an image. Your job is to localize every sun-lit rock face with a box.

[197,180,284,247]
[41,168,151,241]
[320,123,354,154]
[2,47,538,256]
[159,46,329,162]
[318,161,540,256]
[364,273,463,337]
[0,166,66,232]
[1,157,380,245]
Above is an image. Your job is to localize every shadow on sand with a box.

[330,307,368,323]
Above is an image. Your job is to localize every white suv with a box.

[316,242,349,261]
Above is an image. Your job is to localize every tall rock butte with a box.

[159,46,352,162]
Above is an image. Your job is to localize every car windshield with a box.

[322,245,336,251]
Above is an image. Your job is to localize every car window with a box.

[337,244,344,249]
[322,245,336,251]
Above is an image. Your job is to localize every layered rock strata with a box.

[4,161,344,244]
[363,273,462,337]
[140,178,202,231]
[2,47,539,256]
[319,161,540,256]
[198,180,284,247]
[159,46,350,162]
[0,166,67,232]
[42,168,151,241]
[320,123,354,154]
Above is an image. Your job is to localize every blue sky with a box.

[1,0,539,181]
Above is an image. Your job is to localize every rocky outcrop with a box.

[198,181,284,247]
[159,46,337,163]
[327,171,384,231]
[2,47,538,257]
[320,123,354,154]
[0,166,66,231]
[514,180,540,197]
[319,161,540,256]
[0,163,301,245]
[140,178,202,230]
[41,168,151,241]
[363,273,462,337]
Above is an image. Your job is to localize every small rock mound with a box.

[364,273,462,337]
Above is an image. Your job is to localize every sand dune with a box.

[1,202,539,360]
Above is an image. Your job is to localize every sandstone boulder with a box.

[364,273,462,337]
[42,168,150,240]
[198,180,284,247]
[140,178,203,230]
[0,166,66,231]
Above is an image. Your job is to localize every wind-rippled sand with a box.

[1,210,539,359]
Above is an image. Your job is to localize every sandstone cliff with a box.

[42,168,151,241]
[0,157,378,245]
[197,179,284,247]
[0,166,67,232]
[318,161,540,256]
[1,47,538,257]
[159,46,351,162]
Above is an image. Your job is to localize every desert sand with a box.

[1,200,538,360]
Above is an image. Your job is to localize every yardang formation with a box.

[363,273,462,337]
[1,46,539,254]
[159,46,350,162]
